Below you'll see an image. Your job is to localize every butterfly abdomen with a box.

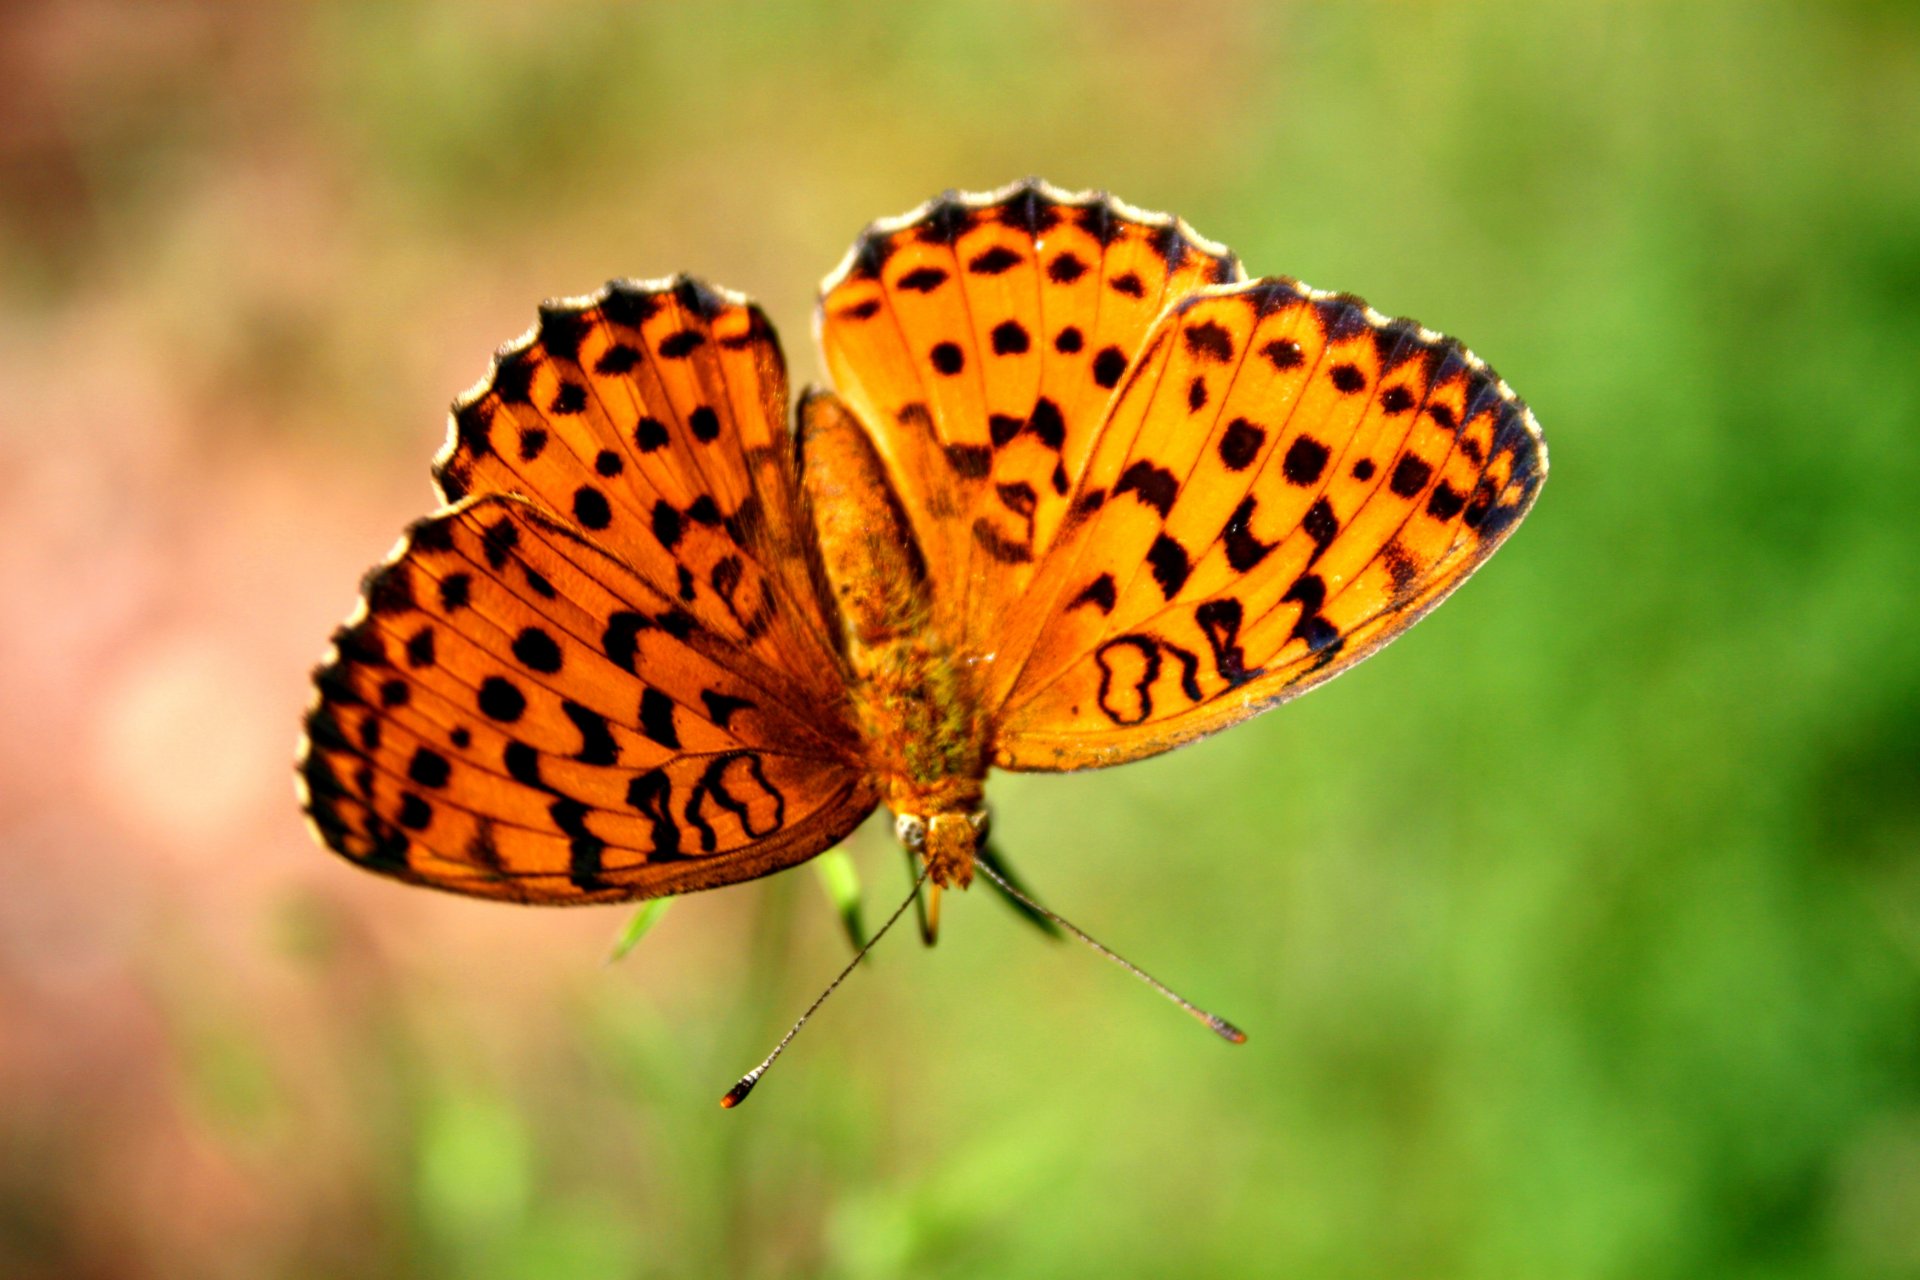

[797,389,988,838]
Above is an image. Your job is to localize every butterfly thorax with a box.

[799,390,987,887]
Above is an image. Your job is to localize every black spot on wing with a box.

[700,689,754,730]
[625,768,682,860]
[481,518,518,570]
[1147,533,1191,598]
[651,500,683,550]
[1382,540,1420,597]
[1095,635,1159,725]
[633,416,669,451]
[1026,397,1065,449]
[603,611,647,672]
[511,626,563,674]
[1219,418,1264,471]
[408,747,451,789]
[1048,253,1088,284]
[1302,498,1339,560]
[1389,454,1434,497]
[552,798,608,891]
[972,519,1033,564]
[1070,573,1117,614]
[596,344,642,374]
[1092,346,1127,389]
[1260,339,1303,371]
[1183,320,1234,363]
[1282,436,1330,486]
[995,481,1037,517]
[1221,497,1275,572]
[945,443,993,480]
[968,246,1022,275]
[1426,481,1466,521]
[639,687,679,749]
[897,266,949,293]
[573,486,612,530]
[1195,597,1259,687]
[397,792,433,831]
[930,342,966,376]
[478,676,526,723]
[1329,364,1367,394]
[561,700,618,765]
[1114,460,1178,516]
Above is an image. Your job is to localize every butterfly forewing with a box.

[991,278,1546,770]
[300,496,878,902]
[300,273,886,903]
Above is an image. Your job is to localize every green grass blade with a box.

[603,897,674,965]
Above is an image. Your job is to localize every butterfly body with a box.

[298,180,1545,910]
[798,388,988,887]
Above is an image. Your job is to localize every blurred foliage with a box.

[3,0,1919,1277]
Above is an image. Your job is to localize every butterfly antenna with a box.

[721,861,932,1109]
[971,858,1247,1046]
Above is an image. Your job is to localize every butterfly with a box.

[297,178,1545,1018]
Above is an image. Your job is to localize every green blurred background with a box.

[4,2,1919,1276]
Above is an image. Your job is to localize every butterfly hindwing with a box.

[433,275,842,686]
[991,278,1547,769]
[817,180,1244,657]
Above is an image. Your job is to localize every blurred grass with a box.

[3,0,1919,1277]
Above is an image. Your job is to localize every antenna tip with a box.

[1209,1016,1249,1045]
[720,1078,756,1109]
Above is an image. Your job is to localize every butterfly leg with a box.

[977,843,1064,941]
[904,846,939,946]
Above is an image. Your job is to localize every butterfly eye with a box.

[967,809,991,840]
[894,813,928,851]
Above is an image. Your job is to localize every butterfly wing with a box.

[989,278,1547,770]
[816,180,1243,659]
[299,280,877,902]
[435,275,841,679]
[299,495,878,902]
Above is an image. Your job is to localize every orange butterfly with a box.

[298,181,1546,1090]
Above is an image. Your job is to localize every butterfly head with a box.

[893,808,990,888]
